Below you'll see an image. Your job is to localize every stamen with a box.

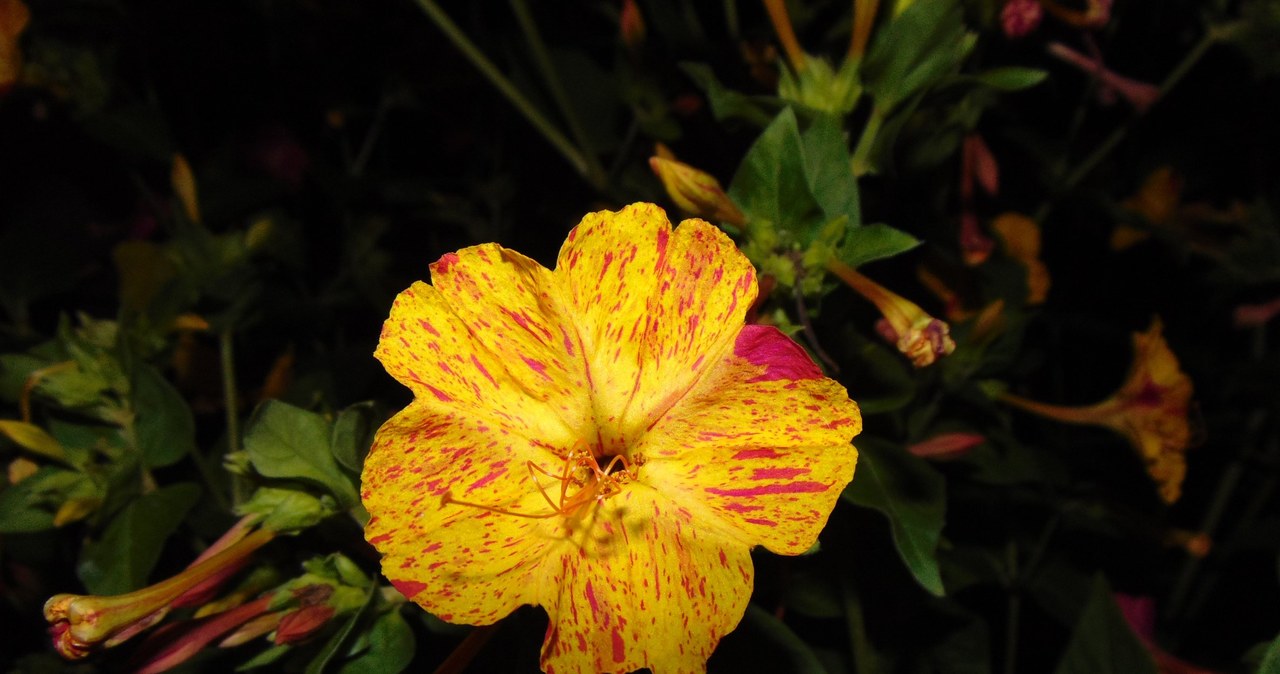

[440,441,638,521]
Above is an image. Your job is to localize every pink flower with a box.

[1001,0,1044,38]
[1048,42,1161,114]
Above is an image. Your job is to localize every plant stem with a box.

[850,106,885,177]
[509,0,607,190]
[1003,540,1020,674]
[1046,31,1216,214]
[410,0,594,185]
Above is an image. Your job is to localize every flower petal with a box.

[638,326,860,554]
[555,204,756,453]
[362,407,563,625]
[538,486,751,674]
[375,248,585,444]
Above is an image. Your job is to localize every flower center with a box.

[441,441,641,520]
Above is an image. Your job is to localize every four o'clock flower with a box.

[649,145,746,227]
[1001,319,1193,503]
[361,203,861,673]
[1048,42,1161,114]
[826,258,956,367]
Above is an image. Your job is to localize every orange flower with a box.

[1001,319,1193,503]
[361,203,860,673]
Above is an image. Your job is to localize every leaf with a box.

[77,483,201,594]
[728,108,819,236]
[968,67,1048,91]
[710,603,828,674]
[0,353,47,402]
[800,114,861,230]
[1053,575,1158,674]
[244,401,359,508]
[679,62,778,128]
[237,644,293,671]
[1258,631,1280,674]
[337,609,416,674]
[0,466,64,532]
[842,437,946,595]
[132,364,196,468]
[330,402,377,476]
[838,223,921,269]
[861,0,973,109]
[304,582,378,674]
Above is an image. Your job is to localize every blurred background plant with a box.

[1,0,1279,672]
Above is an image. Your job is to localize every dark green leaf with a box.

[0,353,48,403]
[680,62,778,128]
[237,644,293,671]
[861,0,973,108]
[0,466,68,533]
[244,401,359,508]
[331,402,377,476]
[132,364,195,468]
[968,67,1048,91]
[1257,630,1280,674]
[838,223,920,269]
[337,609,415,674]
[728,109,818,236]
[77,482,201,594]
[800,114,861,230]
[841,437,946,595]
[1052,575,1157,674]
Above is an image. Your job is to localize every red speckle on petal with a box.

[744,517,779,527]
[585,580,600,619]
[368,533,392,545]
[750,467,811,480]
[433,252,460,274]
[611,628,626,663]
[706,481,830,497]
[422,383,453,402]
[732,448,780,460]
[390,579,428,600]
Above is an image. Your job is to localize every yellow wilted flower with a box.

[1113,166,1182,250]
[649,146,746,227]
[170,154,201,224]
[1002,319,1193,503]
[361,203,861,673]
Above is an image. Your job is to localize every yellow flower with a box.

[1001,319,1193,503]
[0,0,29,92]
[991,212,1050,305]
[827,259,955,367]
[361,203,861,674]
[648,149,745,227]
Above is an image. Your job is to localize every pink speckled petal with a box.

[638,327,861,555]
[555,204,757,455]
[538,486,752,674]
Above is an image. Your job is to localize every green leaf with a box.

[337,609,416,674]
[838,223,921,269]
[968,67,1048,91]
[305,582,379,674]
[861,0,973,109]
[842,437,946,595]
[244,401,359,508]
[729,108,819,238]
[679,62,778,128]
[800,114,861,230]
[710,603,828,674]
[237,486,338,534]
[331,402,377,476]
[1257,630,1280,674]
[1053,575,1158,674]
[77,482,201,594]
[0,353,48,402]
[132,365,195,468]
[0,420,70,463]
[0,467,65,532]
[237,644,293,671]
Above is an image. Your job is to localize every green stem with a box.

[509,0,607,189]
[1003,540,1020,674]
[220,330,249,507]
[850,106,886,177]
[410,0,595,185]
